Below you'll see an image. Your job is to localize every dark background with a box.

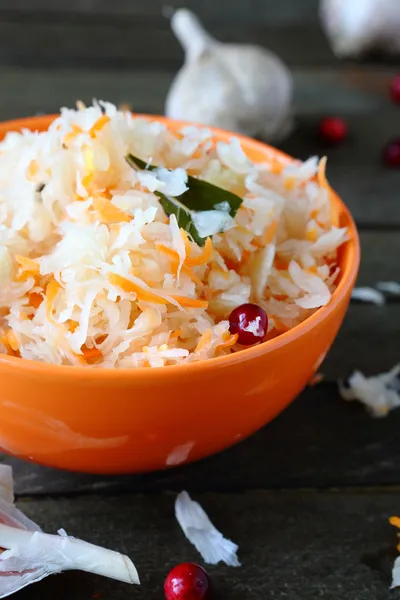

[0,0,396,121]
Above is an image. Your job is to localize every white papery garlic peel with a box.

[165,9,293,142]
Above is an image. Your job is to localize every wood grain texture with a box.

[0,0,321,22]
[357,232,400,283]
[7,490,399,599]
[0,13,334,68]
[326,305,400,377]
[0,67,395,118]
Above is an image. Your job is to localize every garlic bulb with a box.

[320,0,400,57]
[165,9,294,142]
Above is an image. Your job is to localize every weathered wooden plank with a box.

[8,490,400,599]
[326,167,400,227]
[0,67,395,118]
[293,67,397,115]
[326,304,400,378]
[357,231,400,284]
[0,0,321,25]
[0,15,335,68]
[5,374,400,495]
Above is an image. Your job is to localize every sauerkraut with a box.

[0,101,347,368]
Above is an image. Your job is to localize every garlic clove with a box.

[165,9,294,142]
[171,9,216,62]
[320,0,400,57]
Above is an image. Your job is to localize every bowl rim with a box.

[0,113,360,380]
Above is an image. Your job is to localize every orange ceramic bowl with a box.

[0,115,360,474]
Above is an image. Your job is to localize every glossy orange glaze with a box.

[0,115,360,474]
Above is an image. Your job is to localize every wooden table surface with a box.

[1,1,400,598]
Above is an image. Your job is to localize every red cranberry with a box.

[390,74,400,104]
[318,117,348,144]
[164,563,210,600]
[383,139,400,168]
[228,303,268,346]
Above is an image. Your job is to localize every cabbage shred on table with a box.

[0,465,139,598]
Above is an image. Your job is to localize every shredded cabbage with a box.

[0,101,347,368]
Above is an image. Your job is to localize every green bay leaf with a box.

[126,154,243,246]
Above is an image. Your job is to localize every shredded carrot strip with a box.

[156,244,180,262]
[390,517,400,529]
[63,125,83,147]
[45,280,61,321]
[170,328,182,339]
[170,295,208,309]
[275,257,288,271]
[81,345,103,363]
[28,291,43,309]
[185,237,213,267]
[211,263,230,279]
[15,255,40,282]
[89,115,110,138]
[272,317,289,333]
[156,244,202,285]
[391,517,400,551]
[83,146,94,171]
[25,160,39,181]
[236,225,254,238]
[5,329,19,352]
[317,156,338,227]
[81,172,94,190]
[180,264,202,286]
[0,330,19,356]
[310,209,319,220]
[284,176,295,191]
[93,196,131,224]
[253,221,278,248]
[108,273,168,305]
[195,329,212,352]
[68,320,79,333]
[109,273,207,308]
[264,221,279,244]
[317,156,328,189]
[181,229,192,256]
[306,229,318,242]
[15,255,40,273]
[216,333,238,351]
[274,294,288,301]
[269,159,284,175]
[305,266,318,275]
